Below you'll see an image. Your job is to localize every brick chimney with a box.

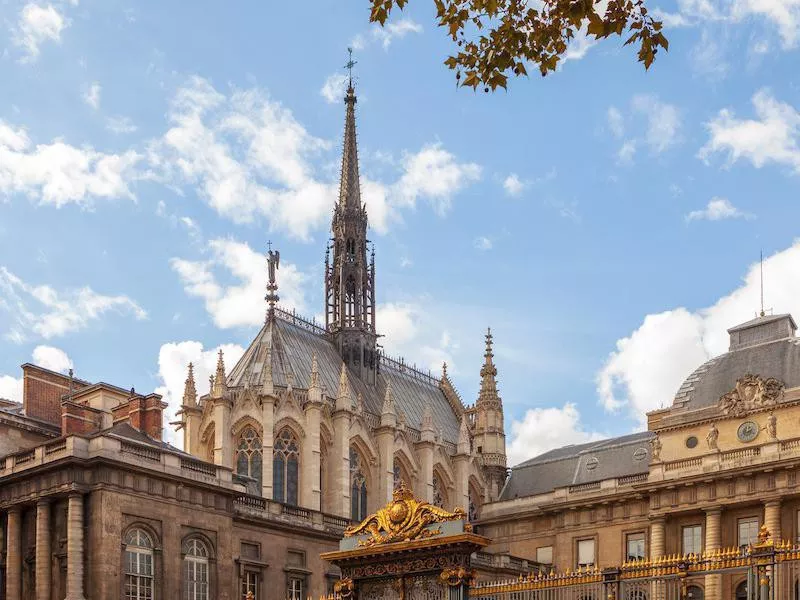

[112,390,167,440]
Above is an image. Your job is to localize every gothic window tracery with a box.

[235,426,263,490]
[274,429,300,505]
[432,473,446,509]
[350,446,368,522]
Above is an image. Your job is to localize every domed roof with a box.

[673,314,800,411]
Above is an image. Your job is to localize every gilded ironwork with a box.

[439,567,476,587]
[344,481,466,547]
[334,577,355,599]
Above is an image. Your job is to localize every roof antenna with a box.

[759,249,765,318]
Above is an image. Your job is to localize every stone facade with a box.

[480,313,800,600]
[0,79,514,600]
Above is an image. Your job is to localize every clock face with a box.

[737,421,759,443]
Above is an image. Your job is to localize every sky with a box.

[1,0,800,466]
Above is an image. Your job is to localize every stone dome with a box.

[672,313,800,411]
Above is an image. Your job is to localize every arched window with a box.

[273,429,299,505]
[345,277,356,327]
[735,581,748,600]
[468,486,480,522]
[432,473,446,508]
[686,586,703,600]
[183,538,210,600]
[124,528,154,600]
[236,426,263,490]
[393,458,406,489]
[350,446,368,522]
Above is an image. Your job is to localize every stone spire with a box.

[324,59,378,385]
[182,363,197,407]
[212,349,227,397]
[208,374,215,396]
[478,327,501,408]
[381,381,396,426]
[261,347,274,397]
[265,243,280,321]
[308,353,322,404]
[336,362,352,412]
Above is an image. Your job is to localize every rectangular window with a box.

[536,546,553,565]
[242,572,259,600]
[626,532,646,562]
[577,539,595,568]
[738,517,760,548]
[682,525,703,555]
[289,577,304,600]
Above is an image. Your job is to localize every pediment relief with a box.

[718,374,785,417]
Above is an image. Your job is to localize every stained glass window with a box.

[432,473,446,508]
[274,429,300,505]
[235,426,263,490]
[350,446,368,522]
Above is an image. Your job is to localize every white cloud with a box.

[699,89,800,173]
[686,196,754,221]
[83,82,101,110]
[617,140,637,164]
[506,403,606,466]
[32,345,73,372]
[0,376,23,402]
[474,236,492,251]
[171,238,309,329]
[656,0,800,48]
[690,29,729,80]
[0,267,146,342]
[631,94,682,153]
[320,73,349,104]
[0,344,71,401]
[503,173,525,196]
[13,3,69,62]
[106,116,138,134]
[596,240,800,425]
[607,107,625,138]
[372,18,423,49]
[0,119,141,208]
[155,341,245,447]
[392,143,481,215]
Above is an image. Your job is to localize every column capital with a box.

[764,499,782,508]
[6,504,22,515]
[36,497,52,507]
[703,506,722,516]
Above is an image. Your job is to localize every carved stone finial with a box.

[265,245,280,321]
[183,362,197,407]
[308,352,323,405]
[336,362,352,411]
[457,415,470,455]
[381,382,395,419]
[212,349,227,397]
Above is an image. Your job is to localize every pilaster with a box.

[375,426,395,506]
[261,395,275,499]
[302,401,322,511]
[332,408,352,518]
[212,398,232,467]
[36,500,51,600]
[452,454,470,512]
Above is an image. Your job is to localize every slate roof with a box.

[499,431,654,500]
[226,312,461,444]
[672,325,800,411]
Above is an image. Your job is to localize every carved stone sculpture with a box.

[707,423,719,450]
[650,436,662,461]
[718,374,784,417]
[767,412,777,439]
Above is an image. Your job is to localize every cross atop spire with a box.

[344,47,357,89]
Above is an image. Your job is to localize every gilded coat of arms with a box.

[718,374,784,417]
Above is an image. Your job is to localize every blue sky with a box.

[1,0,800,464]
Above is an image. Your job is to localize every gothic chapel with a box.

[176,79,508,524]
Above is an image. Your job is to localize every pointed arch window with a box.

[345,276,356,327]
[468,487,480,522]
[182,537,210,600]
[432,473,446,509]
[274,429,300,505]
[124,528,154,600]
[350,446,368,522]
[236,426,263,491]
[393,457,409,489]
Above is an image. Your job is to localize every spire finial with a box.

[336,362,352,411]
[213,349,227,397]
[478,326,501,407]
[183,362,197,407]
[266,244,280,321]
[344,47,357,90]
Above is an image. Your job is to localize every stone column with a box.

[375,426,395,507]
[650,518,666,600]
[704,507,722,600]
[36,500,51,600]
[212,399,232,467]
[416,441,434,503]
[261,395,275,499]
[5,506,21,600]
[66,494,86,600]
[452,455,470,513]
[331,409,352,518]
[764,500,781,542]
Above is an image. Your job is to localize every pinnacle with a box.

[183,362,197,406]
